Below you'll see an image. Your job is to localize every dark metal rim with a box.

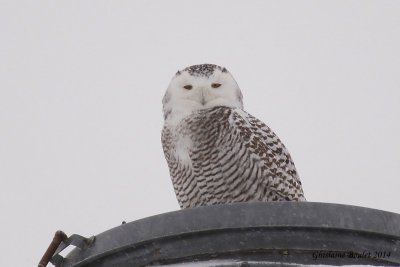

[69,226,400,266]
[59,202,400,267]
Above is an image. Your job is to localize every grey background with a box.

[0,1,399,266]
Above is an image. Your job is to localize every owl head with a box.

[162,64,243,122]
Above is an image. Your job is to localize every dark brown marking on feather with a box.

[183,64,226,78]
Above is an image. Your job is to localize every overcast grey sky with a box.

[0,1,399,266]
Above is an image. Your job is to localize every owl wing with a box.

[223,108,306,201]
[187,107,305,205]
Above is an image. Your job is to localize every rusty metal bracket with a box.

[38,230,95,267]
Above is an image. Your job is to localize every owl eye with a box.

[183,85,193,90]
[211,83,222,88]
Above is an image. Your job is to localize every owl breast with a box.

[162,106,305,209]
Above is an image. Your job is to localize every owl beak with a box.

[200,88,206,105]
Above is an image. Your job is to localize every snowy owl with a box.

[161,64,305,209]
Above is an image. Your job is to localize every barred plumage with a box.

[162,64,305,209]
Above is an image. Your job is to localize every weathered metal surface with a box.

[38,231,67,267]
[54,202,400,266]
